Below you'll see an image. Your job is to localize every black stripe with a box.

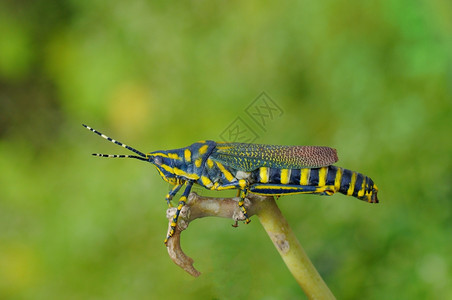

[269,168,280,183]
[289,169,301,185]
[352,173,364,197]
[309,168,319,186]
[339,169,353,194]
[251,184,318,195]
[251,169,260,183]
[326,166,338,185]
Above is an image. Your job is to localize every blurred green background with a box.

[1,1,451,299]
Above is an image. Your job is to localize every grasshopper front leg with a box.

[165,183,184,207]
[165,181,194,245]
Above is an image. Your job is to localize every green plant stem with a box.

[255,196,335,299]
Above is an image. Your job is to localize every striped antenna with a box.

[83,124,148,161]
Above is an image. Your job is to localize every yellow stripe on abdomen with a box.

[347,172,357,196]
[300,169,310,185]
[334,168,342,190]
[259,167,269,183]
[357,177,366,197]
[280,169,291,184]
[318,167,328,186]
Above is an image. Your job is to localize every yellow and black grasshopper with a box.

[83,125,379,244]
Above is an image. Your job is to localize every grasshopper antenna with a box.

[82,124,149,161]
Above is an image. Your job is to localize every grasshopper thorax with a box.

[147,140,217,184]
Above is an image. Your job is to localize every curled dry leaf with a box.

[165,192,262,276]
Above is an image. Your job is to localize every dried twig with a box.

[165,192,335,299]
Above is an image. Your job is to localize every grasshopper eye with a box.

[154,156,163,166]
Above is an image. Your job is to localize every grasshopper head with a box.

[147,153,179,185]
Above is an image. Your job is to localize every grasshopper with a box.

[83,125,378,244]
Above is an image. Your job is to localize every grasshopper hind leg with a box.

[238,182,251,225]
